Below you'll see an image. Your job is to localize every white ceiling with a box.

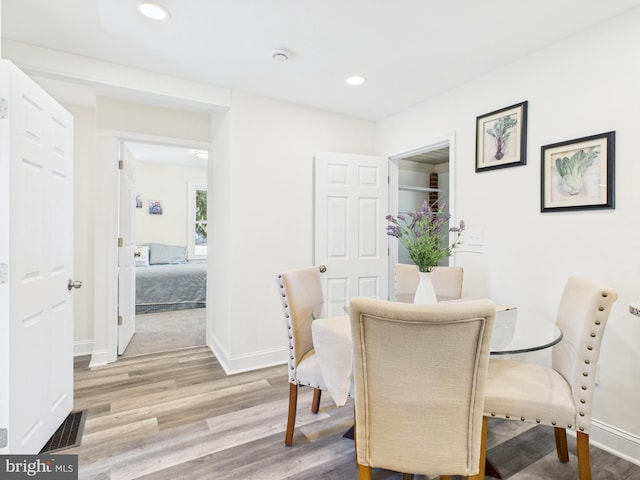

[124,141,208,167]
[3,0,640,121]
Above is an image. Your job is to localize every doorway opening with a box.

[117,139,209,357]
[388,136,455,297]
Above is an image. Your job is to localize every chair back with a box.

[276,267,324,384]
[394,263,464,302]
[350,297,495,476]
[552,276,618,434]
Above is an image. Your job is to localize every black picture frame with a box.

[541,131,615,212]
[476,101,528,172]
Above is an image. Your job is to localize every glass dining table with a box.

[312,304,563,408]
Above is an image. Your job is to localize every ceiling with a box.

[124,141,208,167]
[3,0,640,121]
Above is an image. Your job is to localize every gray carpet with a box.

[121,308,206,357]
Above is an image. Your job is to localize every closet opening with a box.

[388,138,455,298]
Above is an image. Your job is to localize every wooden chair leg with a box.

[577,431,592,480]
[311,387,321,413]
[358,464,372,480]
[554,427,569,462]
[401,474,413,480]
[440,476,452,480]
[466,416,487,480]
[285,383,298,446]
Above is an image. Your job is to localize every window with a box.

[189,183,207,258]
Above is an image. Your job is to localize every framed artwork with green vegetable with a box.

[541,131,615,212]
[475,101,528,172]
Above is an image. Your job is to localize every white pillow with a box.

[148,243,188,265]
[135,245,150,267]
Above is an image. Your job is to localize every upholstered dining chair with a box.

[275,266,331,446]
[394,263,464,302]
[483,276,618,480]
[350,297,496,480]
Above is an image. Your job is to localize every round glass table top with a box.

[488,307,562,355]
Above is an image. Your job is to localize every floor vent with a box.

[40,410,87,454]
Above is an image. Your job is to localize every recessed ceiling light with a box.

[139,3,170,21]
[346,75,366,86]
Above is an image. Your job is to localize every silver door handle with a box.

[68,280,83,291]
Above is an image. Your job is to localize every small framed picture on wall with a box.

[149,200,163,215]
[476,101,528,172]
[541,131,615,212]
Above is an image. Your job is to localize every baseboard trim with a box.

[73,340,93,357]
[589,419,640,466]
[208,334,286,375]
[87,348,110,367]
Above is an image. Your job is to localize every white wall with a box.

[67,105,96,355]
[134,161,207,247]
[376,7,640,455]
[208,91,376,372]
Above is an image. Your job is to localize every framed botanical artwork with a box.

[541,131,615,212]
[476,101,528,172]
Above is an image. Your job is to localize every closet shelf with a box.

[399,186,444,193]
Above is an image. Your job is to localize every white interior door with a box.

[314,152,389,317]
[117,142,136,355]
[0,60,74,453]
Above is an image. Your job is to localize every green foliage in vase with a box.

[386,200,465,273]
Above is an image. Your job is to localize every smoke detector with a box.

[271,47,290,62]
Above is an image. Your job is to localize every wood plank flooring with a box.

[67,347,640,479]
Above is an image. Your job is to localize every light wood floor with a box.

[67,347,640,480]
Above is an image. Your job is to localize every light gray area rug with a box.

[121,308,206,357]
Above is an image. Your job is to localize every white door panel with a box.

[314,152,388,317]
[117,143,136,355]
[0,60,74,453]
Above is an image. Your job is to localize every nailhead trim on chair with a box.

[488,289,615,433]
[277,274,299,384]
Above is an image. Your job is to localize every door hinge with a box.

[118,315,123,326]
[118,237,124,247]
[0,428,7,448]
[0,263,7,285]
[118,159,124,170]
[0,98,7,119]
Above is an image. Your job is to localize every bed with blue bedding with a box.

[135,243,207,314]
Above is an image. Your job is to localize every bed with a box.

[135,243,207,314]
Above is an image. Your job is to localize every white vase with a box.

[414,271,438,304]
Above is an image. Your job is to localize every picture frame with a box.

[476,101,528,172]
[541,131,615,212]
[149,200,163,215]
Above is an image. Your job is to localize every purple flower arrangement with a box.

[386,200,465,272]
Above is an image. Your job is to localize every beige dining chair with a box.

[350,297,496,480]
[483,276,618,480]
[275,266,330,446]
[394,263,464,302]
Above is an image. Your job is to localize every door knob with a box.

[68,279,83,291]
[319,265,327,273]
